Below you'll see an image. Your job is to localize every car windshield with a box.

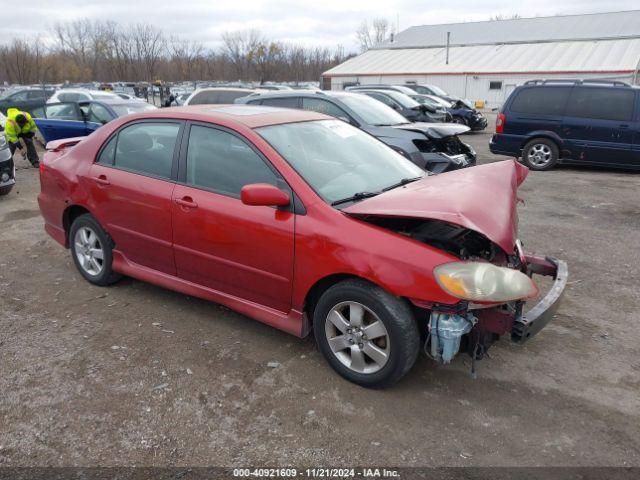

[257,119,425,206]
[338,94,409,126]
[412,95,440,108]
[429,85,448,96]
[377,90,421,109]
[110,103,157,117]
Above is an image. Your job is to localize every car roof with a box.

[159,104,328,128]
[192,87,256,94]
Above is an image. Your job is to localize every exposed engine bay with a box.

[354,215,557,374]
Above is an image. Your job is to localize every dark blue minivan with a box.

[490,80,640,170]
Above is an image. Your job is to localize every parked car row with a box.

[235,90,476,173]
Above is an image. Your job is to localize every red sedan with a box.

[38,105,567,387]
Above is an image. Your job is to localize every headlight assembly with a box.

[434,262,538,302]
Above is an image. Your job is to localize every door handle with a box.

[619,124,629,129]
[93,175,110,186]
[175,196,198,209]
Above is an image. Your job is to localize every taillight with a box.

[39,162,45,176]
[496,113,506,133]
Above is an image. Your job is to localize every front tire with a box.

[313,279,420,388]
[522,138,559,171]
[0,184,13,196]
[69,213,122,286]
[451,116,467,125]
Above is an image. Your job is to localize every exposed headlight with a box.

[1,173,9,182]
[434,262,538,302]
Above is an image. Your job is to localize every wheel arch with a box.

[303,273,376,327]
[62,204,92,247]
[519,132,563,151]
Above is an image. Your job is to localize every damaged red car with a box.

[38,105,568,388]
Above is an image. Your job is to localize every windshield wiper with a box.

[331,191,380,206]
[382,176,424,192]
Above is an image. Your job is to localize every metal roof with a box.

[324,38,640,76]
[379,10,640,49]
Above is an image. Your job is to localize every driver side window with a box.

[88,104,112,124]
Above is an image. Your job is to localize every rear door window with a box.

[302,98,350,119]
[565,87,635,122]
[113,122,181,179]
[189,91,220,105]
[509,87,571,115]
[260,97,300,108]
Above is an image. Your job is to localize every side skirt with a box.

[111,251,305,337]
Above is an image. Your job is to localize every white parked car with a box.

[47,89,121,104]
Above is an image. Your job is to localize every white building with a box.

[322,10,640,108]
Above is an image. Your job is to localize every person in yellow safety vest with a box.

[4,107,40,167]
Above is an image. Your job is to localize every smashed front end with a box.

[394,123,477,173]
[343,160,567,370]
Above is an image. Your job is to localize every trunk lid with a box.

[343,160,529,254]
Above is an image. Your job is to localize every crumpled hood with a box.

[391,122,470,139]
[343,160,529,254]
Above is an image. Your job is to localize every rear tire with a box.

[0,185,13,196]
[313,279,420,388]
[69,213,122,286]
[522,138,559,171]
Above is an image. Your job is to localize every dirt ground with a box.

[1,127,639,468]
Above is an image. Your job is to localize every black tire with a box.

[521,138,559,171]
[451,116,467,125]
[69,213,122,286]
[313,279,420,388]
[0,184,13,196]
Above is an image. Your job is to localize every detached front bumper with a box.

[511,255,568,344]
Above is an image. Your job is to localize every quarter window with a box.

[185,125,279,197]
[113,122,180,179]
[565,87,635,122]
[489,81,503,90]
[97,136,117,165]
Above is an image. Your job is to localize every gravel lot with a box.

[1,125,639,468]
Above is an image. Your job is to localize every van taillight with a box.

[496,113,506,133]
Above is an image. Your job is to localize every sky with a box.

[6,0,640,52]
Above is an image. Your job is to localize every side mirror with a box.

[241,183,290,207]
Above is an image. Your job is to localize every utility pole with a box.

[446,31,451,65]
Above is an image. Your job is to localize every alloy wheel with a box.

[74,226,105,276]
[527,143,553,167]
[324,301,390,374]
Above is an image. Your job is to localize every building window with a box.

[489,81,503,90]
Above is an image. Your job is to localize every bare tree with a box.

[221,29,262,80]
[356,18,391,52]
[131,23,166,81]
[489,13,522,21]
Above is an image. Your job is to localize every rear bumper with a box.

[511,255,568,344]
[489,134,523,157]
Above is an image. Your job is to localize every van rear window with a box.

[510,87,571,115]
[565,87,635,122]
